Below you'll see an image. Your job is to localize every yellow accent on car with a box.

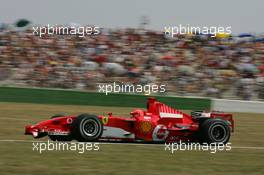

[102,117,109,125]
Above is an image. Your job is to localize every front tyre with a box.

[72,114,103,142]
[200,119,230,144]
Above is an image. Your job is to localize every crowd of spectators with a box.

[0,26,264,100]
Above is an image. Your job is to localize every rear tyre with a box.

[72,114,103,142]
[199,119,230,144]
[48,114,73,141]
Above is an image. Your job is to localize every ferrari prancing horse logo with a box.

[102,117,109,125]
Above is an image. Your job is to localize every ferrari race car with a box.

[25,97,234,144]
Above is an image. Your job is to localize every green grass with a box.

[0,102,264,175]
[0,87,211,110]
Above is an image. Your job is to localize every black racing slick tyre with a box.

[199,119,230,144]
[72,114,103,142]
[48,114,73,141]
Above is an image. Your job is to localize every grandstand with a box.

[0,25,264,100]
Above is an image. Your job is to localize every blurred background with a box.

[0,0,264,101]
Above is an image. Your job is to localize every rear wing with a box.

[211,112,234,132]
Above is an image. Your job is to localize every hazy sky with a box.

[0,0,263,34]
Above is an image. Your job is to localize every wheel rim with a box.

[210,124,227,142]
[82,119,99,137]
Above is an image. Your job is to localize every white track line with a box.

[0,139,264,150]
[232,146,264,150]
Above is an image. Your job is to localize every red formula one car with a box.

[25,97,234,143]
